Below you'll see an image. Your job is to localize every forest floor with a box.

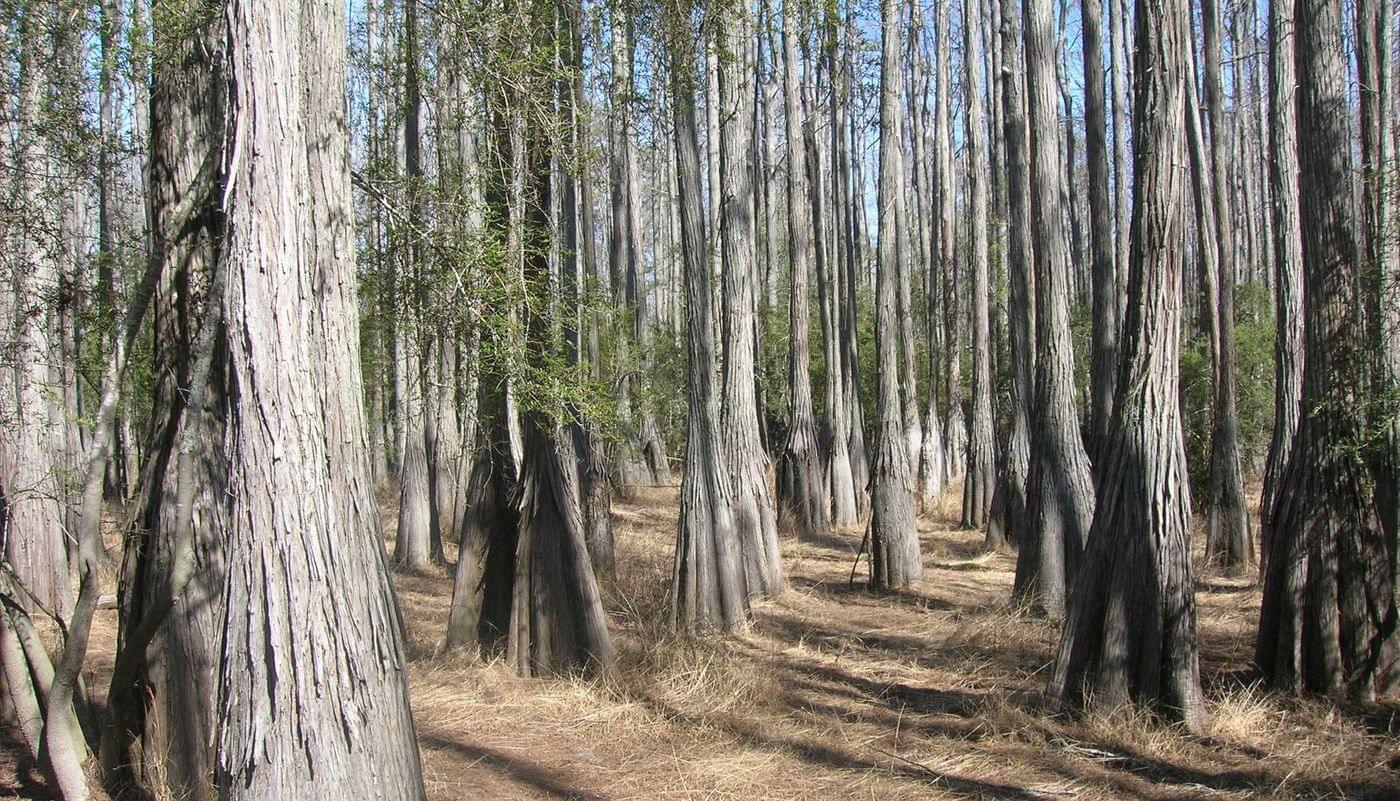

[4,482,1400,800]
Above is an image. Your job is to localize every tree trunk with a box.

[777,1,831,543]
[935,0,967,486]
[215,0,427,793]
[963,0,998,536]
[1,0,71,621]
[1255,0,1399,701]
[1200,0,1255,572]
[870,0,922,591]
[812,29,862,532]
[1084,0,1118,457]
[1048,0,1207,729]
[671,3,749,631]
[1357,0,1398,564]
[1259,0,1304,563]
[394,0,433,573]
[988,0,1036,550]
[103,9,226,798]
[569,0,615,576]
[718,3,783,599]
[1015,0,1096,616]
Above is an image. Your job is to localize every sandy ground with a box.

[4,483,1399,800]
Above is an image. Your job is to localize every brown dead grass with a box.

[3,485,1397,800]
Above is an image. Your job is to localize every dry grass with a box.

[3,486,1397,800]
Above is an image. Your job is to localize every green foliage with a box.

[1178,282,1276,490]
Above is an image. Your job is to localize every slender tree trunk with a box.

[394,0,433,572]
[103,9,226,798]
[1084,0,1118,457]
[810,28,859,528]
[1259,0,1304,561]
[671,0,748,631]
[718,2,783,598]
[1357,0,1398,561]
[1255,0,1399,701]
[988,0,1036,550]
[963,0,998,535]
[935,0,967,486]
[1015,0,1096,617]
[870,0,922,591]
[1,0,71,621]
[1200,0,1255,572]
[566,0,614,576]
[1048,0,1207,729]
[1109,0,1131,329]
[777,1,831,543]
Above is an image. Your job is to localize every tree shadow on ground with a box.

[624,686,1046,801]
[785,574,959,614]
[420,733,612,800]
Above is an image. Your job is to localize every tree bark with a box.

[963,0,997,536]
[776,0,831,543]
[103,8,226,798]
[935,0,966,486]
[988,0,1036,550]
[1357,0,1398,563]
[214,0,427,793]
[1200,0,1255,572]
[1259,0,1305,563]
[1048,0,1207,729]
[1,0,71,621]
[718,3,783,599]
[1084,0,1118,458]
[1255,0,1399,701]
[1015,0,1096,616]
[670,1,749,631]
[870,0,922,591]
[394,0,433,573]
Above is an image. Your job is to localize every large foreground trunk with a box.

[1255,0,1398,700]
[214,0,427,793]
[1049,0,1207,730]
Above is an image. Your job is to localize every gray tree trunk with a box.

[718,3,783,599]
[870,0,922,591]
[1357,0,1398,562]
[394,0,433,573]
[776,1,831,543]
[935,0,967,486]
[103,10,226,798]
[1199,0,1255,572]
[671,3,749,631]
[1,0,71,620]
[963,0,998,535]
[215,0,427,793]
[1084,0,1118,458]
[1259,0,1304,561]
[1015,0,1096,617]
[1255,0,1399,701]
[987,0,1036,550]
[1048,0,1207,729]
